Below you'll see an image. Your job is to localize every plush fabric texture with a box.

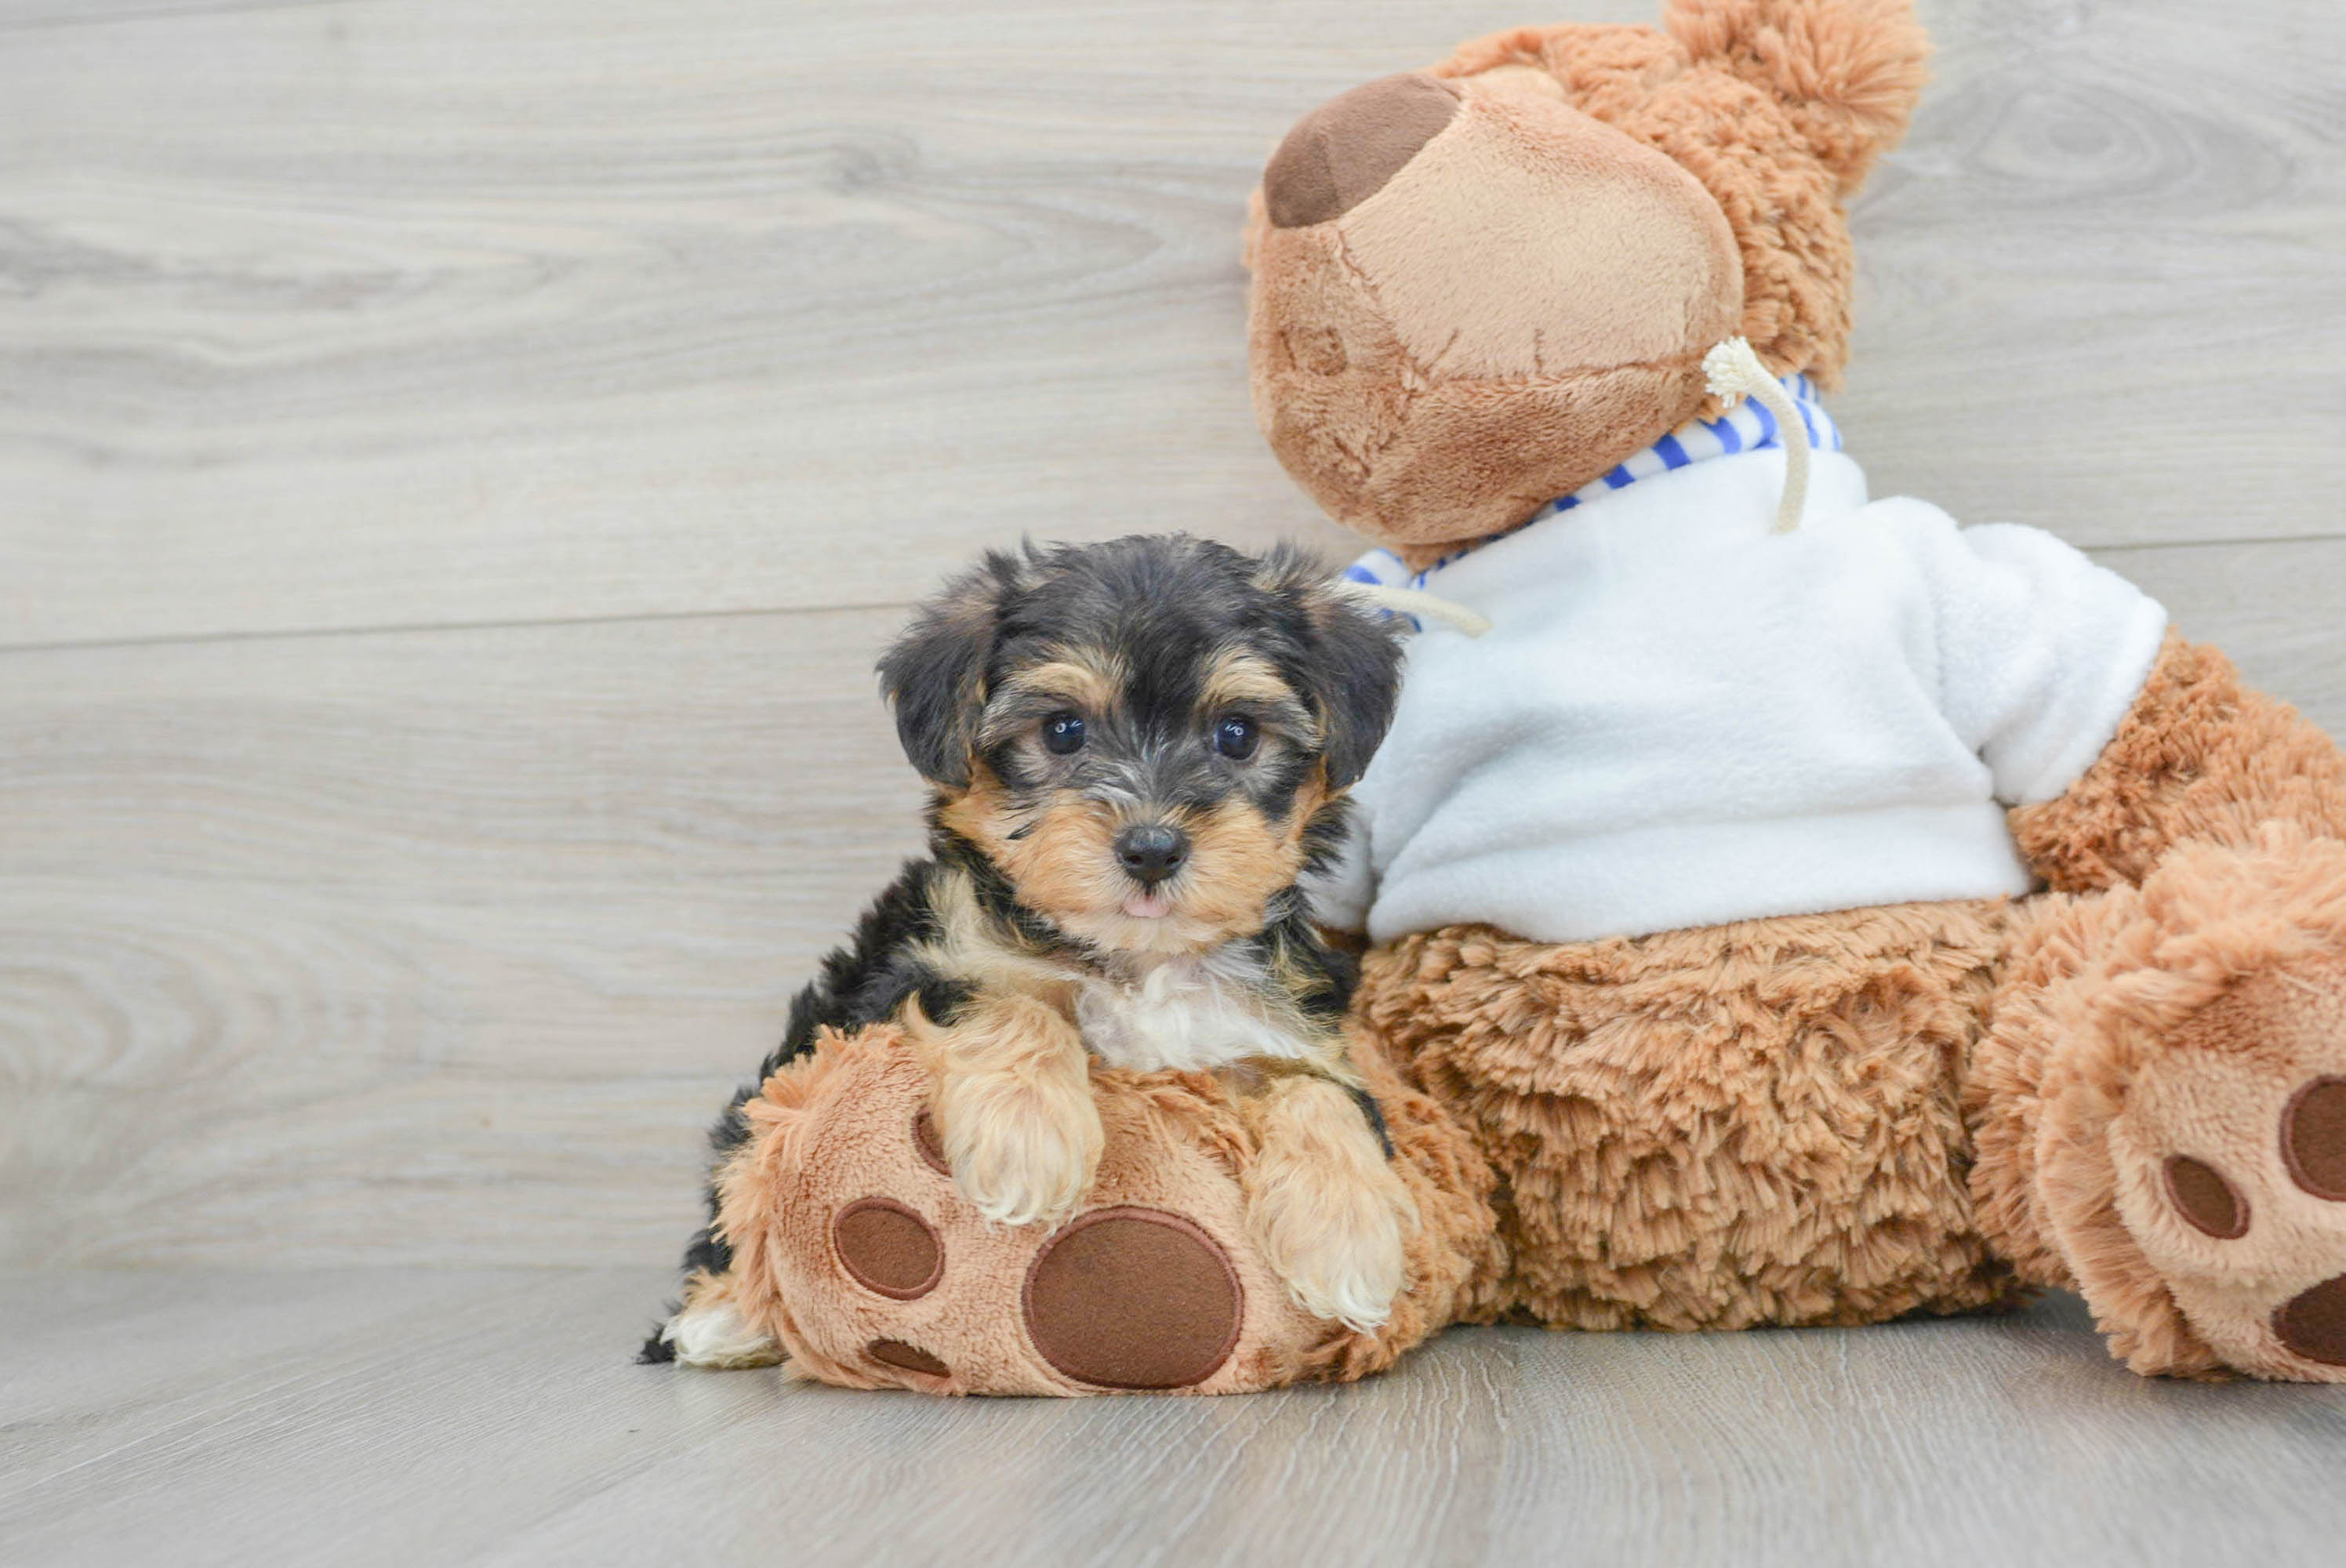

[710,1022,1502,1396]
[1309,445,2169,945]
[1357,900,2017,1329]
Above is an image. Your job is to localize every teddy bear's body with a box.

[678,0,2346,1392]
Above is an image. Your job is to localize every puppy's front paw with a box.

[1243,1076,1420,1333]
[1253,1176,1412,1333]
[939,1086,1103,1230]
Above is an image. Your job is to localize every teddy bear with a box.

[1244,0,2346,1381]
[673,0,2346,1392]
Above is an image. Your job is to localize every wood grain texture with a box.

[1,0,2341,649]
[2,1270,2341,1568]
[0,606,925,1266]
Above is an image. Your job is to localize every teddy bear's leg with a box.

[1973,829,2346,1379]
[1971,634,2346,1377]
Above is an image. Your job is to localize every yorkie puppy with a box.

[646,534,1412,1369]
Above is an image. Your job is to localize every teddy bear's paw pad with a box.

[2275,1275,2346,1365]
[2270,1080,2346,1367]
[912,1109,951,1175]
[865,1338,952,1381]
[833,1197,944,1301]
[2282,1077,2346,1200]
[2163,1155,2251,1239]
[1021,1207,1244,1390]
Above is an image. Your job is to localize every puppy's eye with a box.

[1214,715,1258,760]
[1042,712,1088,756]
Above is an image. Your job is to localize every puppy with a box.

[645,535,1413,1369]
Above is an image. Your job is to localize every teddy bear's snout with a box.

[1262,72,1461,229]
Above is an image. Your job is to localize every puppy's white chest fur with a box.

[1075,949,1314,1073]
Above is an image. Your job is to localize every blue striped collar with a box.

[1343,374,1843,593]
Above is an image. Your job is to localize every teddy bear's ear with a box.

[1664,0,1930,194]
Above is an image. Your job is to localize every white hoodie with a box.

[1314,415,2169,947]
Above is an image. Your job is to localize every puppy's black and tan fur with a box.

[646,535,1410,1368]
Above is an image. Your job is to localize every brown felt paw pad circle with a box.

[2282,1077,2346,1201]
[2275,1274,2346,1366]
[2164,1155,2250,1240]
[912,1109,950,1176]
[1022,1207,1244,1390]
[833,1197,943,1300]
[866,1338,950,1377]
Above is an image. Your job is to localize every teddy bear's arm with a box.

[2010,634,2346,895]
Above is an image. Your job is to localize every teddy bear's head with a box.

[1244,0,1929,562]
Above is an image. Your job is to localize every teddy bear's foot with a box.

[1979,826,2346,1379]
[2100,956,2346,1378]
[693,1023,1498,1396]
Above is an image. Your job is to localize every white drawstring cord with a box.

[1334,580,1493,637]
[1703,336,1810,535]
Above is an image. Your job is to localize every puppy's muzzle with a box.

[1114,823,1189,887]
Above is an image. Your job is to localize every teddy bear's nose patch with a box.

[1264,72,1461,228]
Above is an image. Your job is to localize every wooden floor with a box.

[2,1269,2341,1568]
[5,0,2346,1559]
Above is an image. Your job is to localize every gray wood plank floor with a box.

[5,1269,2344,1568]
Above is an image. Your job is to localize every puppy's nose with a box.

[1262,71,1462,228]
[1114,824,1189,887]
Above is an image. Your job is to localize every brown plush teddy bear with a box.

[1246,0,2346,1381]
[677,0,2346,1392]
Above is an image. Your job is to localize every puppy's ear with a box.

[1260,547,1405,791]
[878,550,1026,788]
